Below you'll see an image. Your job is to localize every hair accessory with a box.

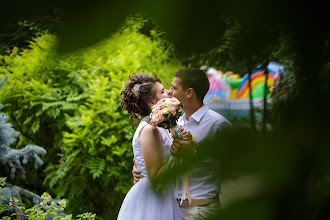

[133,83,141,92]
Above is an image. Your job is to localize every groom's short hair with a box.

[174,67,210,103]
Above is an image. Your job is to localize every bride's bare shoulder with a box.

[139,124,160,139]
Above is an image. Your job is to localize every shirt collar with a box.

[182,104,209,123]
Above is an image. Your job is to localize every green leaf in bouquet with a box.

[174,126,183,140]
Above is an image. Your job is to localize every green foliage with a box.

[0,16,183,219]
[0,178,95,220]
[0,9,62,55]
[0,177,8,215]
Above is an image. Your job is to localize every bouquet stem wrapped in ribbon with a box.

[149,97,191,205]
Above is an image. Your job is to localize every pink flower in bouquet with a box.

[166,105,177,115]
[149,97,182,128]
[150,109,165,127]
[163,97,180,107]
[169,98,180,106]
[153,103,162,111]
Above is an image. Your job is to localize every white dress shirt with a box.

[176,104,231,199]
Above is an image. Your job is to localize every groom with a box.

[133,67,231,220]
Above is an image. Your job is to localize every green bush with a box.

[0,16,183,219]
[0,177,96,220]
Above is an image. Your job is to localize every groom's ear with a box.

[186,88,194,99]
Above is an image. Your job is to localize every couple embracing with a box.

[118,68,231,220]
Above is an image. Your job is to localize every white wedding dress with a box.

[117,120,182,220]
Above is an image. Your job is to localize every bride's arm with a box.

[139,125,167,187]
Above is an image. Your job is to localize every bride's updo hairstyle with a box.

[121,73,161,123]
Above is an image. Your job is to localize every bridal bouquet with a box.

[150,97,183,134]
[149,97,184,190]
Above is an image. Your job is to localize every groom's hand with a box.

[171,131,196,157]
[170,126,189,141]
[132,159,143,184]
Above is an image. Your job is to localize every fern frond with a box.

[82,157,105,179]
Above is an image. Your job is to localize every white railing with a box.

[207,98,272,120]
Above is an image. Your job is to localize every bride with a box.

[118,73,182,220]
